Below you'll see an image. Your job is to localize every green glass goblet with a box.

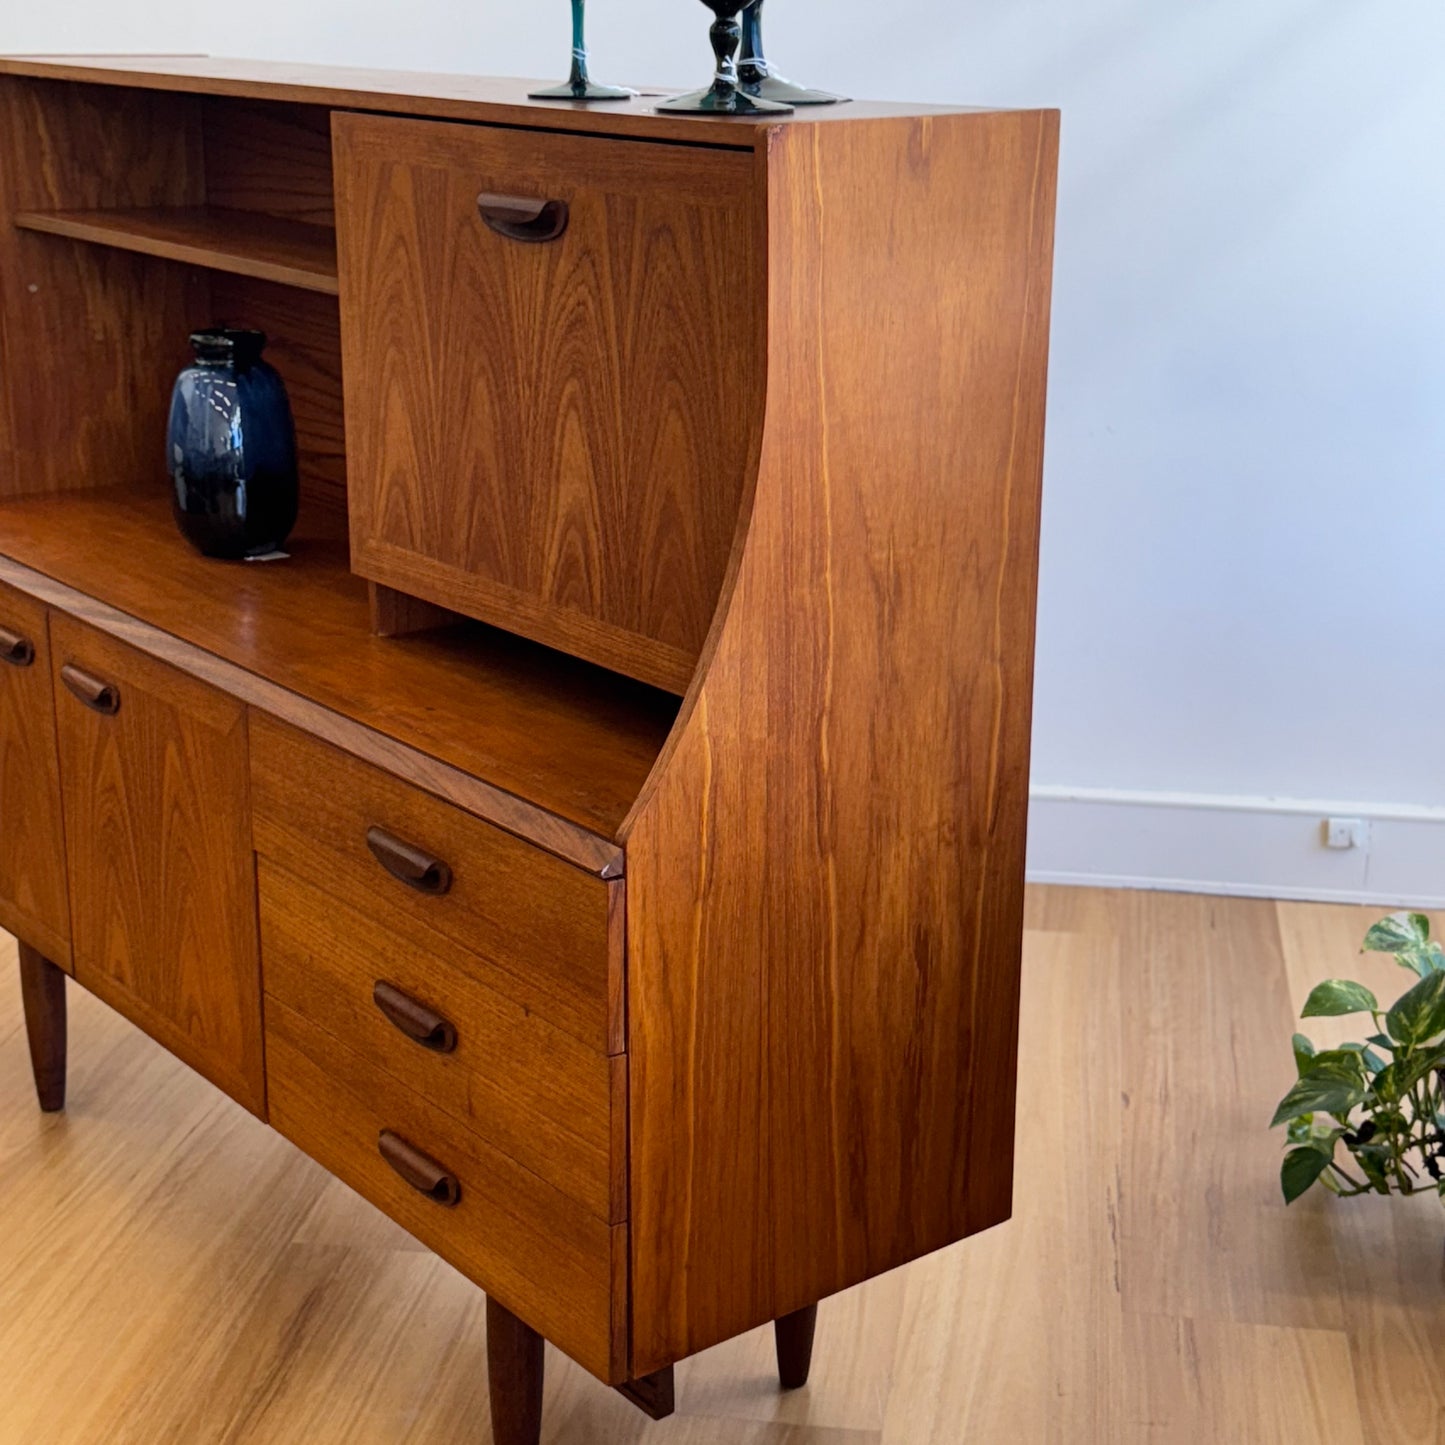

[530,0,636,101]
[658,0,794,115]
[739,0,848,105]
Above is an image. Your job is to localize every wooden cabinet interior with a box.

[0,54,1057,1443]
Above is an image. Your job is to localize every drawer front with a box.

[250,714,618,1053]
[267,997,625,1382]
[259,860,622,1222]
[0,582,69,966]
[51,615,264,1114]
[334,111,761,692]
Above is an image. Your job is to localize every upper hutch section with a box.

[0,55,1054,852]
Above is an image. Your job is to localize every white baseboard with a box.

[1025,786,1445,908]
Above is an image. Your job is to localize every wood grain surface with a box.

[0,54,991,148]
[258,859,621,1221]
[49,615,265,1115]
[0,489,675,845]
[12,205,338,293]
[267,996,625,1383]
[251,714,620,1054]
[201,96,336,227]
[335,112,760,692]
[0,76,205,499]
[624,110,1060,1370]
[1,888,1421,1443]
[0,583,70,966]
[210,274,349,518]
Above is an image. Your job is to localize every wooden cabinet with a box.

[49,616,264,1115]
[0,582,69,966]
[334,113,761,693]
[0,54,1057,1445]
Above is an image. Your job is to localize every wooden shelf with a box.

[13,206,339,294]
[0,489,678,838]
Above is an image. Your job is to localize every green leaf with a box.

[1292,1033,1315,1075]
[1302,1049,1368,1086]
[1302,979,1379,1018]
[1399,942,1445,979]
[1367,1033,1396,1053]
[1351,1142,1394,1193]
[1270,1075,1365,1128]
[1281,1146,1332,1204]
[1385,970,1445,1047]
[1376,1044,1445,1101]
[1365,912,1432,955]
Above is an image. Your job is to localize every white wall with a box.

[5,2,1444,903]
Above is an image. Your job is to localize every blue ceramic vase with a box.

[167,329,298,560]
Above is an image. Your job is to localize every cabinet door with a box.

[50,616,264,1115]
[334,112,760,693]
[0,582,69,967]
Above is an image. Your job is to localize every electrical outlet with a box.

[1323,817,1368,850]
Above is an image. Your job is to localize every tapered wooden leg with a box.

[616,1364,675,1420]
[774,1303,818,1389]
[18,943,66,1113]
[486,1297,543,1445]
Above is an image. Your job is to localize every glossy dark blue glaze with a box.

[167,329,298,560]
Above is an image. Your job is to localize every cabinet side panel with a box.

[0,78,206,498]
[626,111,1060,1372]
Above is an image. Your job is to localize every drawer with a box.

[267,998,625,1382]
[259,860,623,1222]
[250,714,619,1053]
[333,111,760,691]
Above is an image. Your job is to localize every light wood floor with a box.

[2,887,1443,1444]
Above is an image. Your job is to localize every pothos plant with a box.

[1272,911,1445,1206]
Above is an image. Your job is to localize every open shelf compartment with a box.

[0,487,677,839]
[13,205,338,294]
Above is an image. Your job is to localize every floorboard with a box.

[2,890,1442,1442]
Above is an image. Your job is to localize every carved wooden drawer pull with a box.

[378,1129,461,1207]
[60,663,120,715]
[476,192,569,243]
[373,980,458,1053]
[0,626,35,667]
[365,825,452,894]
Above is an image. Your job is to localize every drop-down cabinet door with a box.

[334,111,761,693]
[0,582,70,968]
[50,616,265,1115]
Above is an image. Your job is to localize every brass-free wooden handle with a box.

[373,980,458,1053]
[0,626,34,667]
[378,1130,461,1206]
[477,192,569,243]
[60,663,120,715]
[365,825,452,894]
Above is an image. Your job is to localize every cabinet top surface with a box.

[0,54,1015,146]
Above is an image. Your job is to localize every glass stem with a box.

[740,1,766,72]
[569,0,589,88]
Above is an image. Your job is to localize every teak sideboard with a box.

[0,54,1058,1443]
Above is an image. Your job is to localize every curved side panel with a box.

[625,110,1061,1373]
